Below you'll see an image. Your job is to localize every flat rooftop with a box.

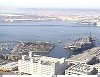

[21,55,65,65]
[65,63,93,75]
[69,47,100,63]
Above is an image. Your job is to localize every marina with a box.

[0,42,16,51]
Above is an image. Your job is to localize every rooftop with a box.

[1,62,18,68]
[65,63,93,75]
[21,55,65,65]
[69,47,100,63]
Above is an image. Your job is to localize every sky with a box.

[0,0,100,9]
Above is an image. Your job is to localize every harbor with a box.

[0,1,100,75]
[0,25,100,75]
[1,25,100,58]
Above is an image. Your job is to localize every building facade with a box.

[18,52,68,75]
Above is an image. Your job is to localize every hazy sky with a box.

[0,0,100,9]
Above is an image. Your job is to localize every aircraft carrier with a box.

[64,34,95,51]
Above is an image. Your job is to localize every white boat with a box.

[58,40,61,43]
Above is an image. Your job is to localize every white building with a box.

[65,63,98,75]
[18,52,68,75]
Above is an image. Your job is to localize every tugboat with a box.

[64,34,95,51]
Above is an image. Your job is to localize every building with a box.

[18,52,68,75]
[65,63,98,75]
[68,47,100,64]
[0,62,18,72]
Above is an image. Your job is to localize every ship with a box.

[10,41,54,53]
[74,21,97,26]
[64,34,95,51]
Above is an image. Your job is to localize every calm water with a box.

[0,22,100,58]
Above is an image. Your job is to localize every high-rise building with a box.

[18,52,68,75]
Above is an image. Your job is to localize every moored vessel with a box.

[64,34,95,51]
